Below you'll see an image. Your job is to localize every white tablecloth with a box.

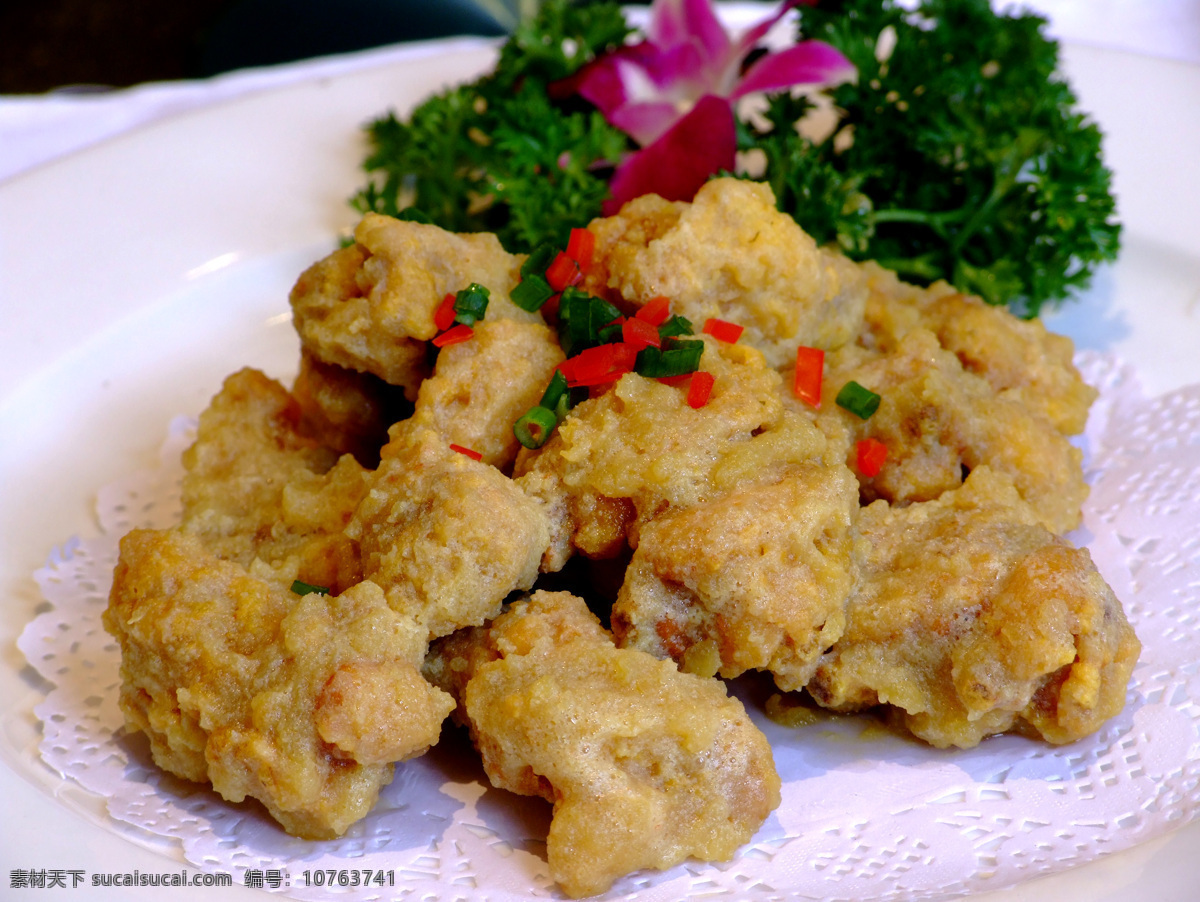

[1,0,1196,186]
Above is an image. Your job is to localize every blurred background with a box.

[0,0,512,93]
[3,0,1195,94]
[0,0,661,93]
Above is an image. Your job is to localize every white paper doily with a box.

[18,353,1200,901]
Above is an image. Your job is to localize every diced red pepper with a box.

[856,437,888,478]
[622,316,661,351]
[703,317,744,343]
[567,342,638,386]
[687,371,715,408]
[432,323,474,347]
[433,292,457,331]
[635,296,672,326]
[450,443,483,461]
[565,227,595,272]
[793,346,825,408]
[556,355,579,382]
[546,252,583,291]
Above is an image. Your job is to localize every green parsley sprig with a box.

[351,0,1120,317]
[773,0,1121,316]
[352,0,630,251]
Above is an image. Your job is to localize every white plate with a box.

[1,36,1199,902]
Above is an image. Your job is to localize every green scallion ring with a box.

[514,405,558,449]
[453,282,490,325]
[836,380,882,420]
[539,370,569,411]
[291,579,330,596]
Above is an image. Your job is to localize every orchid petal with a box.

[731,41,856,99]
[604,95,736,213]
[729,0,801,62]
[569,45,654,115]
[609,101,684,147]
[571,42,712,144]
[648,0,730,62]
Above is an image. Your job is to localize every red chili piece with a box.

[793,346,825,408]
[546,252,583,291]
[856,437,888,477]
[449,443,484,461]
[622,317,661,351]
[567,343,638,386]
[565,227,595,272]
[702,318,744,343]
[635,296,672,326]
[687,371,715,408]
[434,293,458,331]
[432,323,474,347]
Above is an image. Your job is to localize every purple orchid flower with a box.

[560,0,854,212]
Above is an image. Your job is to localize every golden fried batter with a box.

[102,198,1136,881]
[859,263,1096,434]
[807,467,1140,748]
[288,241,429,396]
[801,328,1088,534]
[289,214,540,393]
[515,335,826,567]
[586,178,867,366]
[292,349,410,466]
[407,318,565,471]
[179,367,368,593]
[426,591,781,898]
[612,461,858,691]
[348,424,549,638]
[103,529,453,839]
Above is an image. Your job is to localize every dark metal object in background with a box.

[0,0,506,93]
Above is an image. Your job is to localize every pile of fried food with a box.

[103,178,1140,898]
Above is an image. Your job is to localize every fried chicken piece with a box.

[180,368,368,593]
[807,467,1140,748]
[612,460,858,692]
[289,213,541,394]
[103,529,454,839]
[292,349,410,466]
[425,591,781,898]
[407,318,565,471]
[348,424,550,638]
[585,178,867,367]
[859,263,1096,434]
[515,335,827,568]
[797,328,1088,534]
[288,241,429,397]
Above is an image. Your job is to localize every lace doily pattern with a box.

[18,355,1200,900]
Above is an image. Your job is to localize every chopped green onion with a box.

[597,320,625,343]
[511,273,554,311]
[521,243,559,279]
[635,339,704,378]
[658,314,694,339]
[836,381,882,420]
[397,207,433,224]
[559,289,623,353]
[514,405,558,449]
[553,391,575,422]
[291,579,330,596]
[539,369,570,411]
[453,282,490,325]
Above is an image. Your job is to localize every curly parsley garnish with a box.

[351,0,1119,317]
[776,0,1121,316]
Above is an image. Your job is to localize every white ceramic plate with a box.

[1,36,1199,902]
